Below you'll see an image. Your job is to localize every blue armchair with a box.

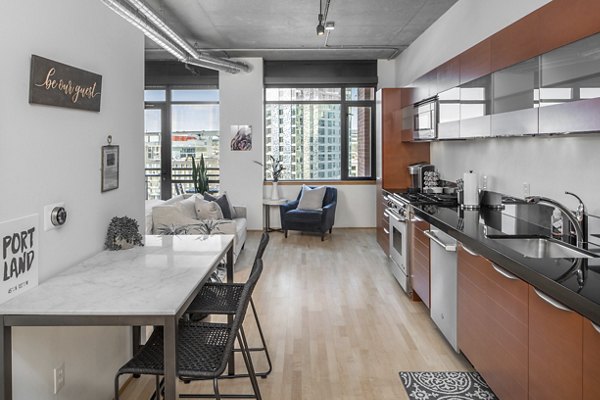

[279,187,337,241]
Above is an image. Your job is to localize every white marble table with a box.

[0,234,234,400]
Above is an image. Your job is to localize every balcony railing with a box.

[145,166,220,200]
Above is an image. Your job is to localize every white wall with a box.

[219,59,377,229]
[0,0,145,399]
[377,60,397,88]
[265,184,376,229]
[394,0,600,216]
[395,0,551,86]
[219,59,265,230]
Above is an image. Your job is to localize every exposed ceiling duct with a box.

[100,0,250,74]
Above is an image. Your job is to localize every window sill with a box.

[262,180,375,186]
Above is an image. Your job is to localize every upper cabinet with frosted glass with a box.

[434,32,600,140]
[490,57,539,136]
[538,32,600,134]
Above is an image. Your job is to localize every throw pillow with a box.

[195,197,224,220]
[297,185,326,210]
[179,194,202,219]
[152,203,200,234]
[203,192,234,219]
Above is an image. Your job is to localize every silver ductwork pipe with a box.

[101,0,250,74]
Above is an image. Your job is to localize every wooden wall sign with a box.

[29,55,102,112]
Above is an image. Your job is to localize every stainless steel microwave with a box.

[413,97,438,140]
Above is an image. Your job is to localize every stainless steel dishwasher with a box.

[424,228,459,352]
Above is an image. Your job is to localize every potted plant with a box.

[104,216,144,250]
[255,155,285,200]
[191,154,209,194]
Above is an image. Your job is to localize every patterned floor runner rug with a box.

[399,371,498,400]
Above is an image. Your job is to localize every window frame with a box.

[264,85,376,182]
[144,85,220,199]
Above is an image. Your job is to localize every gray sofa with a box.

[145,194,247,262]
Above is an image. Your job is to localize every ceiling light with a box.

[325,22,335,30]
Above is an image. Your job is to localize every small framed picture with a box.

[230,125,252,151]
[101,145,119,192]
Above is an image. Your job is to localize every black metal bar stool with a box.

[185,233,272,379]
[114,260,264,400]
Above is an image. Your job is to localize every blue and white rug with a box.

[399,371,497,400]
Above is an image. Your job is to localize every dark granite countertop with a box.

[413,204,600,326]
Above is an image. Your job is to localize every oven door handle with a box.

[424,230,457,252]
[388,211,403,222]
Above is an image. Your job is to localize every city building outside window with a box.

[144,88,220,200]
[264,87,375,181]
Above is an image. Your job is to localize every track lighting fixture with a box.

[316,14,325,36]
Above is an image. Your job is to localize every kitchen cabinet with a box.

[437,57,460,93]
[457,245,528,400]
[538,32,600,134]
[529,286,583,400]
[437,87,460,140]
[583,318,600,400]
[410,213,430,307]
[376,188,390,255]
[400,105,414,142]
[460,38,491,85]
[458,75,492,138]
[375,89,429,254]
[539,0,600,55]
[490,11,541,72]
[376,89,430,189]
[490,57,539,136]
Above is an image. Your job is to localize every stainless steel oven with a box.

[387,195,411,294]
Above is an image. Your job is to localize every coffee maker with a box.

[408,163,435,193]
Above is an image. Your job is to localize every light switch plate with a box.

[44,202,65,231]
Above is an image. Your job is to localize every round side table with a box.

[262,198,288,232]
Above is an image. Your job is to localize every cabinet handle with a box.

[461,245,479,257]
[383,228,389,235]
[491,263,518,280]
[383,211,390,218]
[534,289,572,313]
[592,322,600,334]
[424,230,457,252]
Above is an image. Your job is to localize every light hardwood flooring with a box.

[120,229,470,400]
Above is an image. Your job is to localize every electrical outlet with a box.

[53,363,65,394]
[523,182,530,198]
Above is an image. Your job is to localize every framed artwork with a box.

[101,145,119,192]
[230,125,252,151]
[0,214,39,303]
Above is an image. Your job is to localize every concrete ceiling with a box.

[143,0,458,61]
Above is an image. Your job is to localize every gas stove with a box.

[394,191,458,207]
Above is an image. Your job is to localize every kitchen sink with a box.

[486,235,599,259]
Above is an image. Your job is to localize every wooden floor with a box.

[120,229,470,400]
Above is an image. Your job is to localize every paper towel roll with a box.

[463,171,479,207]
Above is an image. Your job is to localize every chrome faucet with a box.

[525,192,587,247]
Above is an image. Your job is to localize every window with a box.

[144,87,220,200]
[264,87,375,181]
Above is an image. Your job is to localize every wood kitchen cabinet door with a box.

[583,318,600,400]
[457,245,528,400]
[491,12,541,72]
[538,0,600,54]
[459,38,491,85]
[529,286,583,400]
[410,216,430,308]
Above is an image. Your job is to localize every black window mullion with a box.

[161,87,172,200]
